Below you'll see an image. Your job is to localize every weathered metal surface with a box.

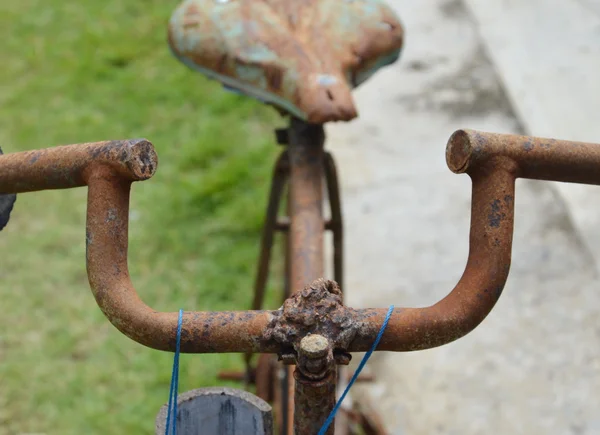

[256,354,276,403]
[155,387,273,435]
[349,129,600,352]
[294,368,337,435]
[88,174,271,352]
[0,139,156,193]
[286,119,329,434]
[324,152,344,291]
[218,366,374,384]
[294,333,337,434]
[349,163,516,351]
[297,334,333,379]
[0,147,16,231]
[85,169,275,353]
[80,130,600,356]
[0,139,274,354]
[5,130,600,356]
[447,128,600,184]
[263,279,357,365]
[275,216,335,231]
[242,121,336,434]
[287,119,326,293]
[168,0,404,123]
[6,129,600,434]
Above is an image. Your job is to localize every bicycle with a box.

[3,1,600,434]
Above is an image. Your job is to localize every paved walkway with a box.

[326,1,600,433]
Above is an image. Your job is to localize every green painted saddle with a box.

[168,0,404,123]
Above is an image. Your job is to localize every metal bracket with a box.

[262,278,358,374]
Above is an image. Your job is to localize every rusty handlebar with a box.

[2,130,600,355]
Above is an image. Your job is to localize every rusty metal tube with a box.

[246,150,288,370]
[293,369,337,435]
[6,128,600,358]
[287,119,326,292]
[85,167,273,353]
[0,139,277,354]
[286,119,330,435]
[251,151,289,312]
[447,129,600,184]
[350,129,600,352]
[0,139,156,193]
[324,152,344,291]
[351,159,516,351]
[83,129,600,354]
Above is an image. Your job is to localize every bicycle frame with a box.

[246,121,347,434]
[3,127,600,434]
[246,119,345,434]
[283,120,335,434]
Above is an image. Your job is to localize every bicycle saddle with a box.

[168,0,404,124]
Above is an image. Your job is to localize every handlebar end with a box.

[446,129,473,174]
[124,139,158,181]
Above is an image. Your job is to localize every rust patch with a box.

[488,199,505,228]
[446,129,600,185]
[294,369,337,435]
[262,278,360,360]
[0,138,157,195]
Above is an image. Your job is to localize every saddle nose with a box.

[300,73,358,124]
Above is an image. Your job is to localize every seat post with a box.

[286,118,326,293]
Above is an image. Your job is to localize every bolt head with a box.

[299,334,329,359]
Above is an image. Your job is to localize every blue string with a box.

[165,309,184,435]
[163,306,393,435]
[318,305,395,435]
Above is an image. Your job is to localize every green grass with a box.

[0,1,283,433]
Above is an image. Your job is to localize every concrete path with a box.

[325,1,600,433]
